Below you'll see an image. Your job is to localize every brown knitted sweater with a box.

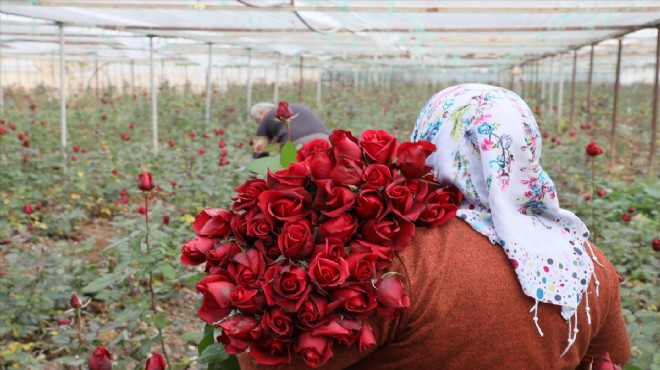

[239,218,630,370]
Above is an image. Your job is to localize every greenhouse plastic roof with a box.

[1,0,660,71]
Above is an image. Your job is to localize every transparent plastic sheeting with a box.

[1,0,659,71]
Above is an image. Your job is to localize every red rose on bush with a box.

[262,306,295,337]
[227,248,266,286]
[192,208,234,238]
[621,214,632,223]
[279,219,315,259]
[217,315,262,354]
[317,214,358,244]
[268,162,309,190]
[359,129,398,165]
[313,180,355,217]
[196,274,236,324]
[307,255,350,292]
[652,238,660,252]
[137,172,155,191]
[362,164,392,189]
[262,264,312,312]
[248,336,291,365]
[395,141,436,179]
[232,179,268,211]
[354,189,388,220]
[361,218,415,251]
[375,276,410,319]
[145,353,166,370]
[181,236,216,266]
[585,141,604,156]
[294,331,334,368]
[87,346,112,370]
[296,294,330,330]
[258,187,312,224]
[275,101,293,121]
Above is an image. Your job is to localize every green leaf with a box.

[220,355,240,370]
[181,331,204,342]
[246,156,283,176]
[280,141,297,168]
[153,312,169,329]
[198,324,215,356]
[198,342,229,364]
[82,274,117,294]
[158,265,175,280]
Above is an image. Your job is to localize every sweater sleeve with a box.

[579,248,631,368]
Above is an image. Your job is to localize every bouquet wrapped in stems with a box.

[181,129,462,368]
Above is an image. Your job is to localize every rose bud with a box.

[568,131,576,137]
[248,336,291,365]
[219,138,226,148]
[278,219,315,259]
[101,114,107,120]
[375,275,410,319]
[195,274,236,324]
[111,169,118,176]
[189,132,196,139]
[198,149,206,155]
[88,346,112,370]
[219,158,229,166]
[312,319,356,346]
[652,239,660,252]
[192,208,234,238]
[327,282,378,315]
[220,149,228,157]
[23,203,34,215]
[542,132,549,139]
[162,215,170,225]
[262,264,311,312]
[583,193,591,201]
[627,207,635,213]
[262,306,295,337]
[69,293,83,309]
[294,331,333,368]
[591,352,620,370]
[145,353,166,370]
[349,239,393,270]
[317,214,357,244]
[217,315,262,354]
[296,294,329,330]
[359,130,398,165]
[275,101,293,121]
[138,206,147,215]
[297,139,334,180]
[229,284,265,315]
[23,139,30,147]
[621,214,632,223]
[215,128,224,135]
[55,317,71,326]
[120,196,129,204]
[0,127,5,135]
[585,141,604,156]
[267,162,309,190]
[257,188,312,224]
[597,188,607,197]
[232,179,268,211]
[313,180,355,217]
[345,253,377,282]
[128,122,135,130]
[227,248,266,287]
[310,237,346,261]
[395,141,436,179]
[137,172,155,191]
[180,236,216,266]
[168,140,175,148]
[361,218,415,251]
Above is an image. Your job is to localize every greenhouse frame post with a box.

[149,36,158,154]
[131,59,135,98]
[204,43,213,131]
[0,40,3,115]
[59,23,67,162]
[299,56,304,103]
[316,67,322,110]
[246,49,253,111]
[94,53,99,96]
[557,54,565,132]
[273,53,281,103]
[541,59,547,115]
[609,38,623,173]
[586,44,595,123]
[548,57,555,121]
[649,28,660,179]
[568,49,577,131]
[353,69,358,92]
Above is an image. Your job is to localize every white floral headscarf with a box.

[412,84,602,355]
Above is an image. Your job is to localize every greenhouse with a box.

[0,1,658,369]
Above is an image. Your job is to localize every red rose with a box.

[307,255,350,292]
[246,210,275,242]
[328,282,377,316]
[262,306,295,337]
[361,218,415,251]
[345,253,377,282]
[70,293,82,309]
[315,318,374,351]
[329,130,362,162]
[349,239,393,270]
[354,189,388,220]
[262,264,312,312]
[359,129,398,164]
[297,139,331,162]
[296,294,330,330]
[227,248,266,286]
[627,207,635,213]
[585,141,604,156]
[192,208,234,238]
[275,101,293,121]
[206,241,241,269]
[294,331,334,368]
[313,180,355,217]
[591,352,622,370]
[330,157,364,186]
[652,238,660,252]
[279,219,315,259]
[181,236,216,266]
[419,189,460,227]
[395,141,436,179]
[404,178,430,200]
[230,211,252,246]
[232,179,268,211]
[375,276,410,319]
[621,214,632,223]
[311,319,353,345]
[196,274,235,324]
[56,317,71,326]
[255,240,283,263]
[229,284,265,315]
[258,187,312,224]
[267,162,309,190]
[249,336,291,365]
[23,203,34,215]
[317,214,358,244]
[361,164,392,189]
[137,172,155,191]
[385,179,423,222]
[217,315,262,354]
[597,188,607,197]
[87,346,112,370]
[311,237,346,261]
[145,353,166,370]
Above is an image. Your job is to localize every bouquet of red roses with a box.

[181,129,462,368]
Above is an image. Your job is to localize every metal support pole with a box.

[609,39,623,172]
[568,50,578,131]
[548,58,555,120]
[0,40,3,115]
[51,50,56,87]
[94,53,99,96]
[648,28,660,179]
[59,24,67,162]
[274,53,281,103]
[586,44,595,123]
[353,69,358,91]
[204,43,213,131]
[246,49,253,111]
[149,36,158,154]
[298,56,304,102]
[557,54,565,132]
[541,59,547,114]
[316,68,322,110]
[131,59,135,98]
